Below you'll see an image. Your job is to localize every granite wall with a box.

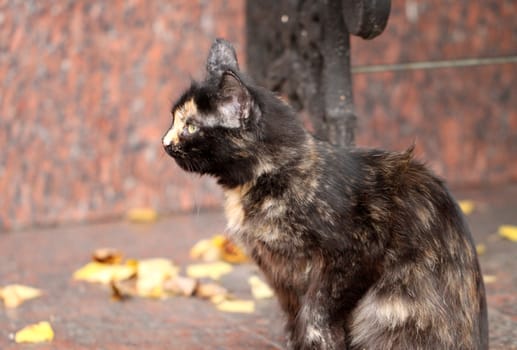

[0,0,244,231]
[0,0,516,231]
[351,0,517,187]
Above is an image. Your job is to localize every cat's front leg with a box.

[292,291,347,350]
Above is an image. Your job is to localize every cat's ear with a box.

[217,71,251,124]
[206,38,239,78]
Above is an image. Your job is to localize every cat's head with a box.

[163,39,305,188]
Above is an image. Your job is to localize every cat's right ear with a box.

[206,38,239,79]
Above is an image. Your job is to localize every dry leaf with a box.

[163,276,198,297]
[110,278,137,301]
[210,293,228,305]
[0,285,42,308]
[221,238,249,264]
[498,225,517,242]
[483,275,497,284]
[92,248,123,264]
[190,235,248,263]
[73,262,136,284]
[136,258,179,298]
[458,200,475,215]
[476,244,486,256]
[126,208,158,223]
[186,262,233,280]
[195,282,228,300]
[248,276,274,299]
[15,321,54,343]
[190,239,221,262]
[216,299,255,313]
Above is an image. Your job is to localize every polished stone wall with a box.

[0,0,244,230]
[1,0,515,231]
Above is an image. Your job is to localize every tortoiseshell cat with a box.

[163,39,488,349]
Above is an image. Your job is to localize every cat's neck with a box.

[221,132,318,192]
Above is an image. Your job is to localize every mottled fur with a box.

[163,39,488,349]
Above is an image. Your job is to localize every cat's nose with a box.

[162,126,178,147]
[163,143,174,154]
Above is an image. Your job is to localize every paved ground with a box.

[1,185,516,349]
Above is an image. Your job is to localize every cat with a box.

[162,39,488,350]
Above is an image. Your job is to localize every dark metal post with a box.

[246,0,390,147]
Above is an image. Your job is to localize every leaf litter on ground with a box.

[14,321,54,343]
[0,284,42,308]
[498,225,517,242]
[73,241,264,313]
[190,234,248,263]
[458,200,475,215]
[126,208,158,223]
[248,275,274,299]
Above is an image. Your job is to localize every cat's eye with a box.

[186,123,198,134]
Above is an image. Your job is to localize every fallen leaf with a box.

[186,262,233,280]
[476,244,486,256]
[190,239,221,262]
[221,238,249,264]
[0,285,42,308]
[216,299,255,313]
[210,293,228,305]
[195,282,228,300]
[110,278,137,301]
[483,275,497,284]
[126,208,158,223]
[163,276,198,297]
[458,200,475,215]
[73,262,136,284]
[248,276,274,299]
[92,248,123,264]
[190,235,248,263]
[136,258,179,298]
[15,321,54,343]
[498,225,517,242]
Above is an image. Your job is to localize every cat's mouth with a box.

[163,144,185,159]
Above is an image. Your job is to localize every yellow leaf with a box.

[187,262,233,280]
[211,234,227,248]
[0,285,42,308]
[111,279,136,301]
[136,258,179,298]
[483,275,497,284]
[498,225,517,242]
[163,276,198,297]
[220,238,249,264]
[126,208,158,223]
[476,244,486,256]
[190,235,248,263]
[195,282,228,300]
[189,239,221,262]
[210,294,228,305]
[248,276,274,299]
[73,262,136,284]
[216,299,255,313]
[15,321,54,343]
[458,200,475,215]
[186,262,233,280]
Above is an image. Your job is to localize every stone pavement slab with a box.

[1,185,517,349]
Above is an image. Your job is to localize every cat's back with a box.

[329,146,489,350]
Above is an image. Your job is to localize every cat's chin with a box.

[172,158,194,173]
[172,156,206,175]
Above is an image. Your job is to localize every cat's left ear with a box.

[206,38,239,79]
[217,71,251,124]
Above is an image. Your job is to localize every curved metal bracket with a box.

[342,0,391,40]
